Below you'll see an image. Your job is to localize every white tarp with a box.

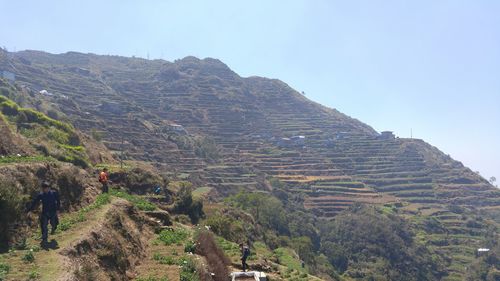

[231,271,267,281]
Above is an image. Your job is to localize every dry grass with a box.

[195,231,230,281]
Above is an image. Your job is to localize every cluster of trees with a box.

[172,182,204,224]
[319,205,446,280]
[208,188,447,280]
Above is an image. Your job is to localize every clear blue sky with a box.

[1,0,499,181]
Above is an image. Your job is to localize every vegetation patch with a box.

[109,189,156,211]
[157,228,190,246]
[0,155,54,164]
[179,257,200,281]
[152,253,176,265]
[0,93,90,168]
[59,193,111,231]
[0,262,10,280]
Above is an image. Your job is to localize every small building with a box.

[1,70,15,82]
[476,248,490,257]
[379,131,395,140]
[38,89,53,96]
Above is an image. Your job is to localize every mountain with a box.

[0,49,499,280]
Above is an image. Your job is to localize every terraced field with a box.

[1,49,499,279]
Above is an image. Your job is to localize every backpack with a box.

[243,247,250,257]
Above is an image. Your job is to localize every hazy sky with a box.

[1,0,499,181]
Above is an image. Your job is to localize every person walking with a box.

[99,167,110,193]
[240,243,251,272]
[27,181,61,244]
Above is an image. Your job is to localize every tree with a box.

[489,176,496,186]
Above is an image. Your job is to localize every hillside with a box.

[0,49,499,280]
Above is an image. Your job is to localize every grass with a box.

[153,253,176,265]
[273,247,305,272]
[22,251,35,263]
[179,257,199,281]
[157,228,190,246]
[0,155,54,164]
[215,236,240,262]
[28,270,40,280]
[58,193,111,231]
[0,262,10,280]
[192,186,212,199]
[109,189,156,211]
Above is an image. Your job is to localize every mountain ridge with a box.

[1,48,499,280]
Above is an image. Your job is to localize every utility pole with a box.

[410,128,413,139]
[119,137,124,169]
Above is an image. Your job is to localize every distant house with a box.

[379,131,395,140]
[38,89,53,96]
[168,124,188,135]
[1,70,15,82]
[476,248,490,257]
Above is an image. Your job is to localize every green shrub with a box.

[153,253,176,265]
[58,193,110,232]
[184,241,196,253]
[158,228,190,245]
[0,263,10,280]
[179,258,200,281]
[28,270,40,280]
[173,185,204,224]
[0,100,19,116]
[109,189,156,211]
[22,251,35,263]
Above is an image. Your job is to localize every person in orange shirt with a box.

[98,168,109,193]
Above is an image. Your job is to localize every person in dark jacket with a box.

[27,181,61,243]
[240,243,250,272]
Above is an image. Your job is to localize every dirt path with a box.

[1,199,117,281]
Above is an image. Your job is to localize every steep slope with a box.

[1,49,499,280]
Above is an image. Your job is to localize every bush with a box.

[158,228,190,245]
[204,214,245,242]
[0,263,10,280]
[184,240,196,253]
[28,270,40,280]
[173,185,204,224]
[180,258,200,281]
[22,251,35,263]
[109,189,156,211]
[153,253,176,265]
[112,168,164,195]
